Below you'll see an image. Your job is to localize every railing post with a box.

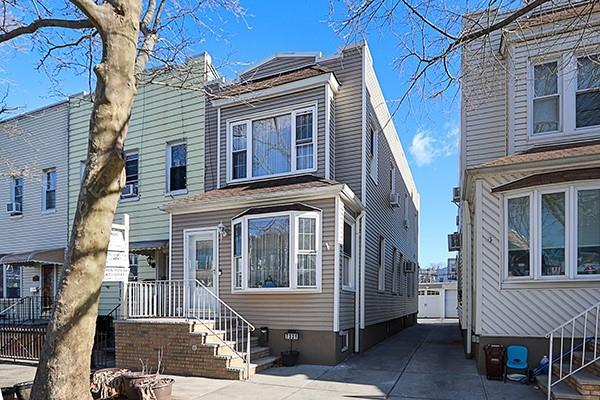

[246,327,251,380]
[548,332,553,400]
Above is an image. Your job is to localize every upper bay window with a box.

[232,209,321,292]
[504,184,600,281]
[228,105,317,182]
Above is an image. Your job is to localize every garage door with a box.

[418,289,443,318]
[444,289,458,318]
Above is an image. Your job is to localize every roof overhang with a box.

[130,240,168,256]
[160,183,363,216]
[212,72,341,108]
[0,247,65,266]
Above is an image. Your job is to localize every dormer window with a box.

[227,105,317,182]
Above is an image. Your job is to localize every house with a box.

[116,41,419,377]
[0,101,69,316]
[456,0,600,388]
[67,53,217,315]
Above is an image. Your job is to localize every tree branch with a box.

[69,0,106,28]
[0,18,93,44]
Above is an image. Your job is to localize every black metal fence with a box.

[0,296,51,326]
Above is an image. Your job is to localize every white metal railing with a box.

[545,301,600,400]
[127,280,255,378]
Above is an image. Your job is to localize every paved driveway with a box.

[0,321,545,399]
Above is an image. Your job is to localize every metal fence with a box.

[0,325,46,361]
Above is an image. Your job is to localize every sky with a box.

[1,0,460,268]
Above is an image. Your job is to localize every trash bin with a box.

[258,327,269,347]
[484,344,505,380]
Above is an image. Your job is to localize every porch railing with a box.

[128,280,255,379]
[546,301,600,400]
[0,325,47,361]
[0,296,47,326]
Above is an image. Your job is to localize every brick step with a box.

[536,375,594,400]
[227,355,280,378]
[553,365,600,397]
[571,352,600,377]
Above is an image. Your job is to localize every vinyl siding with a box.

[473,171,600,337]
[328,94,336,180]
[338,201,358,330]
[0,102,69,254]
[67,79,207,245]
[217,87,326,186]
[239,56,318,82]
[170,197,336,331]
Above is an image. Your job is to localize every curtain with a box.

[248,216,290,288]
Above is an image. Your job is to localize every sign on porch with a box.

[103,214,130,282]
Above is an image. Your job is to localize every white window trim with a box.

[390,161,396,194]
[503,182,600,283]
[377,236,385,292]
[342,216,356,292]
[41,168,56,213]
[121,150,140,202]
[528,51,600,142]
[369,129,379,184]
[226,103,318,184]
[166,140,188,196]
[231,209,322,293]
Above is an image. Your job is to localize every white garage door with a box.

[444,289,458,318]
[418,289,443,318]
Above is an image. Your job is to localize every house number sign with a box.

[284,331,299,341]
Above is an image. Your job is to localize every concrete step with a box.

[571,352,600,377]
[536,375,593,400]
[227,355,280,378]
[552,365,600,398]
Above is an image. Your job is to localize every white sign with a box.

[103,215,130,282]
[104,267,130,282]
[108,230,127,252]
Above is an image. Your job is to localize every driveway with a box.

[0,321,545,399]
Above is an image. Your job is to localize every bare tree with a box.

[0,1,242,398]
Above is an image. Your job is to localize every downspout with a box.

[463,199,473,357]
[354,210,365,352]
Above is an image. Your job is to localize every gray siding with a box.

[0,102,69,254]
[329,95,336,180]
[239,55,317,82]
[171,197,336,331]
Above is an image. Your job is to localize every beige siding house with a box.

[68,53,217,315]
[118,41,419,371]
[457,2,600,378]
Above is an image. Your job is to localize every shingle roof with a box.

[472,140,600,170]
[163,174,340,209]
[210,66,331,99]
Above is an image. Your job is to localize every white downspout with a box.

[463,200,473,357]
[354,211,365,353]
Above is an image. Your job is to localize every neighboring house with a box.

[117,41,419,375]
[0,101,69,312]
[67,53,217,315]
[456,1,600,376]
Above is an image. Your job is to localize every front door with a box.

[42,266,55,310]
[186,230,218,315]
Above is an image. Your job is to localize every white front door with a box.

[186,230,219,315]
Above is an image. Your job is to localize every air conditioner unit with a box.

[448,232,461,252]
[6,202,22,215]
[389,193,401,207]
[452,187,461,203]
[121,183,138,198]
[404,261,416,273]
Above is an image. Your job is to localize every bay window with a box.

[576,55,600,128]
[504,184,600,281]
[228,105,317,182]
[232,210,321,291]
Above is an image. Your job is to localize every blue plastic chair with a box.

[504,345,529,383]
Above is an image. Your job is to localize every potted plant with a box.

[90,368,129,399]
[134,376,174,400]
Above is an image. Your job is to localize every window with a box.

[79,161,86,183]
[532,61,560,134]
[505,185,600,281]
[167,141,187,194]
[5,266,21,298]
[228,106,316,182]
[369,128,379,183]
[42,169,56,211]
[122,151,139,199]
[427,290,440,296]
[576,55,600,128]
[128,254,139,282]
[391,247,398,294]
[9,177,23,214]
[377,236,385,292]
[232,210,321,291]
[507,195,531,278]
[342,220,355,290]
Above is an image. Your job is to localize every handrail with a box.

[545,301,600,400]
[0,296,30,316]
[127,279,255,379]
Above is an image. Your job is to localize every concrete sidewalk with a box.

[0,322,545,399]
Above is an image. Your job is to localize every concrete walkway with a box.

[0,321,545,399]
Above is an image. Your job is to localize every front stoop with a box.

[536,347,600,400]
[114,319,278,380]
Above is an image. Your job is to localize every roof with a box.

[471,140,600,171]
[212,66,331,99]
[491,167,600,193]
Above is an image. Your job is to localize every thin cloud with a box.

[409,123,458,167]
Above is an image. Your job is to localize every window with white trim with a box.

[228,106,316,182]
[342,220,355,290]
[390,161,396,193]
[232,210,321,291]
[42,168,56,211]
[369,127,379,183]
[9,177,24,215]
[576,54,600,128]
[377,236,385,292]
[167,141,187,194]
[504,184,600,281]
[532,61,560,134]
[391,247,398,294]
[122,151,139,199]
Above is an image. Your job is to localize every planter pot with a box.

[13,381,33,400]
[280,351,299,367]
[90,368,129,399]
[122,372,157,400]
[134,378,174,400]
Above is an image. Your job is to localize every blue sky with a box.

[1,0,460,268]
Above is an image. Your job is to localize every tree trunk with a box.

[31,4,142,399]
